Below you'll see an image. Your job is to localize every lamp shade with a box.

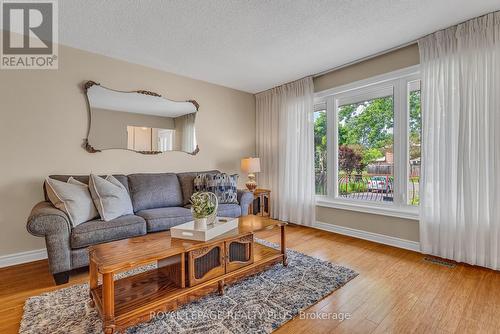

[241,157,261,173]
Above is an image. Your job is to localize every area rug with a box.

[19,239,358,334]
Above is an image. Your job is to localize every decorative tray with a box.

[170,217,239,241]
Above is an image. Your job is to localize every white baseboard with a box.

[0,248,47,268]
[314,221,420,252]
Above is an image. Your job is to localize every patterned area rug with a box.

[19,239,358,334]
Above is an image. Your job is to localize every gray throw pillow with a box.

[45,177,99,226]
[89,174,134,221]
[194,173,239,204]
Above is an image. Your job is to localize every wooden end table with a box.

[88,216,287,333]
[249,188,271,217]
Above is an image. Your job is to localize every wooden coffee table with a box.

[88,216,287,333]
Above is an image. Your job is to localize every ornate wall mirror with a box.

[83,81,199,155]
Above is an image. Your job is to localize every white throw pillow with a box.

[89,174,134,221]
[45,177,99,226]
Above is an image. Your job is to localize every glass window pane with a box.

[337,95,394,203]
[408,81,421,205]
[314,109,327,195]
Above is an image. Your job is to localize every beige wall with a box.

[316,207,419,242]
[0,44,255,256]
[313,44,420,242]
[313,44,420,92]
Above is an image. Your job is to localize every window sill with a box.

[316,196,419,221]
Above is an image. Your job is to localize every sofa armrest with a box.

[27,201,71,236]
[237,190,254,216]
[27,201,72,274]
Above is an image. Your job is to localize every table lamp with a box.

[240,157,261,192]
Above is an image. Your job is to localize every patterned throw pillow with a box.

[194,173,239,204]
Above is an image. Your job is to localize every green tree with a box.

[314,111,328,195]
[314,111,327,173]
[338,97,394,150]
[362,147,383,165]
[409,90,421,135]
[409,90,421,160]
[316,95,400,176]
[336,97,394,173]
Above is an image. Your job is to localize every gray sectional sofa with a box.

[26,171,253,285]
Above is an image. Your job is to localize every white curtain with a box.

[177,113,197,153]
[256,77,315,226]
[419,12,500,270]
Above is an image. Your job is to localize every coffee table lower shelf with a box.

[90,243,284,332]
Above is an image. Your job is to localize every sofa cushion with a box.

[128,173,183,211]
[217,204,241,218]
[177,170,219,206]
[136,207,192,232]
[70,214,146,248]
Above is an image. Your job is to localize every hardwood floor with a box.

[1,223,499,333]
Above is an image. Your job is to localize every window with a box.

[314,108,327,195]
[408,81,421,206]
[158,129,175,151]
[315,66,420,218]
[337,93,394,203]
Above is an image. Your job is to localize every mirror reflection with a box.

[85,82,199,154]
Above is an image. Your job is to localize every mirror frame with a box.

[82,80,200,155]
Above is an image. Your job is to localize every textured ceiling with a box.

[59,0,500,93]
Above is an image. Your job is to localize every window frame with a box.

[314,65,420,220]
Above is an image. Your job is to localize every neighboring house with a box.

[367,151,393,175]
